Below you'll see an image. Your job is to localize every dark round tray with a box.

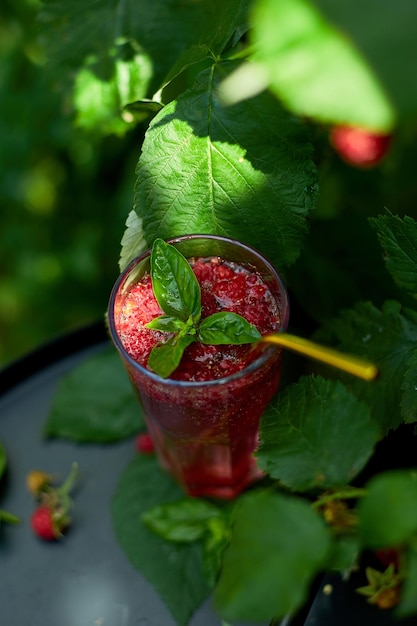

[1,323,412,626]
[0,321,257,626]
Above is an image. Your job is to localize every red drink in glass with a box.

[108,235,289,499]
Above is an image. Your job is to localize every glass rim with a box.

[108,234,290,388]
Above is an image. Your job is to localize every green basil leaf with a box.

[203,517,232,588]
[198,312,262,345]
[142,498,224,543]
[150,238,201,322]
[148,334,196,378]
[146,315,187,333]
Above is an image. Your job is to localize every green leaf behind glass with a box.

[358,470,417,549]
[317,300,417,434]
[150,238,201,321]
[198,312,261,345]
[135,61,317,270]
[44,348,143,442]
[214,489,331,622]
[312,0,417,118]
[112,455,211,626]
[257,376,378,491]
[370,210,417,298]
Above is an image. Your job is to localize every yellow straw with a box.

[261,333,378,381]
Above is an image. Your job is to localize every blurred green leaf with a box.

[398,543,417,617]
[44,348,144,442]
[112,454,211,626]
[250,0,395,131]
[358,470,417,548]
[214,488,331,622]
[312,0,417,118]
[142,498,224,543]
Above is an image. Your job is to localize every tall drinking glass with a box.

[108,235,289,499]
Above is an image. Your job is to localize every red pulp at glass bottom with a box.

[116,255,283,498]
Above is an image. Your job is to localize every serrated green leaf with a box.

[198,312,261,345]
[44,348,143,442]
[135,61,317,270]
[147,334,196,379]
[142,498,224,543]
[119,210,147,272]
[112,455,211,626]
[214,489,331,622]
[257,375,378,491]
[312,0,417,118]
[150,239,201,321]
[370,210,417,298]
[358,470,417,549]
[250,0,395,131]
[317,300,417,434]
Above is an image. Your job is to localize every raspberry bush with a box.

[28,0,417,624]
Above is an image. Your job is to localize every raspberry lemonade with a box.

[108,235,289,499]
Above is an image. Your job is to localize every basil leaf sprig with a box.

[146,239,262,378]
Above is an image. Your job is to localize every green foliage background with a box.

[2,0,417,368]
[4,0,417,623]
[0,0,145,365]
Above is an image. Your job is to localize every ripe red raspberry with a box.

[135,432,155,453]
[330,125,392,168]
[31,506,65,541]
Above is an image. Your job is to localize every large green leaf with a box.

[256,376,378,491]
[370,210,417,298]
[39,0,251,96]
[44,348,144,442]
[318,300,417,434]
[358,470,417,549]
[312,0,417,118]
[111,455,211,626]
[249,0,395,131]
[134,61,317,269]
[213,488,331,622]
